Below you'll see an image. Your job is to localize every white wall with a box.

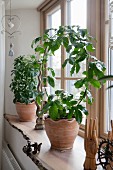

[0,0,5,168]
[5,9,40,115]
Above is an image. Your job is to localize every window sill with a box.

[4,114,102,170]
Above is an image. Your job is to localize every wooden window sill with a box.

[4,114,102,170]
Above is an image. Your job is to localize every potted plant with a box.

[10,55,39,121]
[32,26,106,150]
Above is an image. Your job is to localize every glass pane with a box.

[51,9,61,29]
[47,9,61,77]
[111,13,113,37]
[71,0,87,28]
[105,49,113,132]
[48,49,61,77]
[49,79,61,94]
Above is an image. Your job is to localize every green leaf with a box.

[42,102,51,111]
[67,110,73,120]
[77,105,88,115]
[88,68,93,79]
[48,67,55,77]
[86,90,94,104]
[62,59,69,68]
[76,63,80,73]
[86,44,95,52]
[55,100,63,110]
[70,100,77,105]
[31,39,35,48]
[69,57,75,65]
[74,79,84,88]
[31,37,42,48]
[79,29,87,37]
[74,108,82,124]
[70,65,75,76]
[35,46,45,53]
[55,89,64,95]
[66,45,72,53]
[48,94,55,102]
[47,76,55,88]
[49,103,58,120]
[63,37,69,48]
[90,79,101,88]
[36,95,42,105]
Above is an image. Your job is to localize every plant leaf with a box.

[90,79,101,88]
[47,76,55,88]
[74,79,84,88]
[86,44,95,52]
[49,103,58,120]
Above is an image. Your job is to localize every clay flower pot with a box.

[44,118,79,150]
[16,102,36,121]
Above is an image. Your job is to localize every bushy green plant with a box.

[10,55,39,104]
[39,90,88,123]
[32,25,106,123]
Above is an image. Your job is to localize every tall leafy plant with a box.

[32,26,106,123]
[10,55,39,104]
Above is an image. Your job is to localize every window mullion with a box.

[61,0,66,89]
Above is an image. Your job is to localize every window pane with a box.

[66,0,87,79]
[71,0,87,28]
[105,49,113,132]
[48,49,61,77]
[105,1,113,132]
[51,9,61,29]
[47,9,61,78]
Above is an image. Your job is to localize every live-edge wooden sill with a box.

[4,114,86,170]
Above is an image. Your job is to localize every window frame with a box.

[38,0,104,138]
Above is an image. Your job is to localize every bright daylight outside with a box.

[47,0,87,124]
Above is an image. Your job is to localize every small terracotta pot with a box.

[16,102,36,121]
[44,118,79,150]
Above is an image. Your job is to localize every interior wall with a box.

[5,9,40,115]
[0,0,5,168]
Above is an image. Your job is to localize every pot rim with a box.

[45,118,78,124]
[16,101,35,105]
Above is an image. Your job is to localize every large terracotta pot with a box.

[16,102,36,121]
[44,118,79,150]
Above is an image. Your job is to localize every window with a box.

[47,8,61,94]
[103,0,113,134]
[46,0,87,126]
[38,0,103,138]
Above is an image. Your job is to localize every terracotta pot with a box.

[44,118,79,150]
[16,102,36,121]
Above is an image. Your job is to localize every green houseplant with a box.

[10,55,39,121]
[32,26,106,150]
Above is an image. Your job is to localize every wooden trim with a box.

[44,1,61,16]
[100,0,106,138]
[40,11,45,36]
[37,0,59,11]
[61,0,66,89]
[39,0,62,35]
